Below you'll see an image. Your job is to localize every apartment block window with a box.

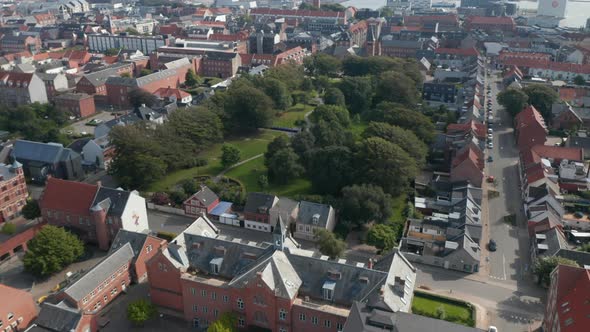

[111,287,117,295]
[299,313,306,321]
[311,316,318,325]
[238,318,245,327]
[103,295,108,302]
[237,298,244,310]
[193,304,198,312]
[7,313,13,321]
[213,309,219,318]
[337,322,343,331]
[223,295,229,303]
[279,309,287,320]
[191,287,196,295]
[564,318,574,326]
[201,289,207,297]
[146,245,152,253]
[324,320,331,328]
[211,292,217,300]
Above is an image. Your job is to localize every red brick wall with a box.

[0,168,28,222]
[42,209,97,243]
[0,222,44,261]
[55,96,96,118]
[243,212,270,224]
[147,251,184,312]
[133,236,165,283]
[291,303,346,332]
[0,286,37,330]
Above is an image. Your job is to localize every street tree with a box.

[355,137,418,195]
[314,229,346,259]
[22,200,41,220]
[574,75,586,85]
[127,299,157,326]
[533,256,579,286]
[497,88,529,116]
[23,225,84,277]
[523,84,559,120]
[221,144,241,168]
[185,68,199,87]
[340,184,392,228]
[366,224,397,251]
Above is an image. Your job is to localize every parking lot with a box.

[62,111,115,136]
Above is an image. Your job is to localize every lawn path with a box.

[213,153,264,182]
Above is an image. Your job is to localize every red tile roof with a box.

[532,144,584,162]
[403,14,459,26]
[498,51,552,62]
[390,25,422,33]
[558,87,589,102]
[452,144,484,170]
[550,264,590,331]
[0,284,35,317]
[154,87,191,99]
[446,120,487,139]
[526,163,547,184]
[515,105,546,130]
[466,15,515,25]
[0,71,34,85]
[250,8,345,18]
[435,47,479,57]
[41,177,98,215]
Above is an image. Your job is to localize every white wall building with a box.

[537,0,568,18]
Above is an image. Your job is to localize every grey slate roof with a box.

[109,229,150,260]
[229,250,302,300]
[92,187,131,217]
[64,243,134,302]
[244,192,278,214]
[83,63,130,87]
[33,302,82,332]
[67,137,92,154]
[269,197,299,225]
[297,201,333,227]
[0,162,20,181]
[185,186,219,207]
[13,140,64,164]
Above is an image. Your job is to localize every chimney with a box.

[96,180,101,187]
[367,258,374,270]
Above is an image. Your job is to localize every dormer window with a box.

[312,214,320,224]
[210,257,223,274]
[322,280,335,301]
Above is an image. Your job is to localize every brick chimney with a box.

[367,258,374,269]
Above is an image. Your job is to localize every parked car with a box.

[487,134,493,140]
[488,239,497,252]
[488,326,498,332]
[487,155,493,162]
[488,128,493,134]
[487,142,494,149]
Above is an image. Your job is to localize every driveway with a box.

[62,112,115,136]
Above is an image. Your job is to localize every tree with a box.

[574,75,586,85]
[323,87,346,106]
[185,68,199,87]
[366,224,397,251]
[166,107,223,149]
[533,256,579,286]
[223,83,275,133]
[374,71,420,106]
[362,122,428,167]
[436,306,447,320]
[370,102,436,143]
[1,222,16,235]
[355,137,418,195]
[309,105,350,127]
[127,299,157,326]
[338,76,374,114]
[265,147,304,184]
[579,243,590,252]
[260,78,292,110]
[265,135,291,160]
[128,88,158,108]
[340,184,392,228]
[523,84,559,121]
[311,120,353,148]
[23,225,84,277]
[314,229,346,259]
[208,312,238,332]
[306,146,354,195]
[181,179,199,195]
[221,144,241,168]
[342,56,404,77]
[104,48,120,56]
[22,200,41,220]
[497,88,529,116]
[125,27,140,35]
[264,63,305,91]
[140,68,152,77]
[257,174,269,190]
[291,131,315,160]
[303,53,341,77]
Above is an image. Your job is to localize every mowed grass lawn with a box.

[225,157,312,197]
[148,130,284,192]
[271,104,313,128]
[412,292,474,327]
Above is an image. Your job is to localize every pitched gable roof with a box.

[41,178,98,215]
[34,302,82,332]
[532,144,584,162]
[92,186,131,217]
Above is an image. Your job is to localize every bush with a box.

[127,299,157,326]
[169,190,188,206]
[156,231,177,242]
[1,223,17,235]
[182,179,199,195]
[151,192,170,205]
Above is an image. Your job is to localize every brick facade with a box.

[54,93,96,118]
[0,284,37,331]
[0,162,27,223]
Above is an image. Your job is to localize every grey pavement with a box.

[62,111,115,136]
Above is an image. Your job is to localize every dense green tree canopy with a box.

[265,147,304,184]
[129,88,158,108]
[355,137,418,195]
[309,105,351,127]
[369,102,436,143]
[366,224,397,251]
[311,119,353,147]
[22,200,41,220]
[497,88,529,116]
[303,53,342,77]
[533,256,579,286]
[208,312,237,332]
[574,75,586,85]
[374,71,420,106]
[523,84,559,121]
[340,184,392,228]
[185,68,199,87]
[166,107,223,148]
[362,122,428,167]
[221,144,241,168]
[338,76,374,114]
[323,87,346,106]
[259,77,292,110]
[306,146,354,195]
[222,82,275,133]
[127,300,157,326]
[0,103,68,144]
[23,226,84,277]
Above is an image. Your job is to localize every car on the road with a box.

[488,239,497,252]
[487,142,494,149]
[488,326,498,332]
[488,128,493,134]
[487,133,493,140]
[487,155,493,162]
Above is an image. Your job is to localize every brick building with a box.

[108,229,166,283]
[75,63,134,102]
[464,16,516,32]
[243,193,279,232]
[0,34,41,54]
[54,93,96,118]
[543,264,590,332]
[183,186,220,218]
[39,178,149,250]
[105,69,182,107]
[0,161,27,223]
[0,72,48,106]
[515,105,548,151]
[146,217,417,331]
[37,72,68,102]
[0,284,37,331]
[202,52,241,78]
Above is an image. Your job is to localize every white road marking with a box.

[503,254,507,280]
